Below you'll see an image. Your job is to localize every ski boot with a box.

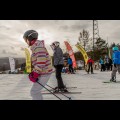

[72,72,76,74]
[53,87,60,93]
[59,87,68,93]
[53,87,68,93]
[54,87,58,90]
[110,76,116,82]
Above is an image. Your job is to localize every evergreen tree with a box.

[94,37,108,60]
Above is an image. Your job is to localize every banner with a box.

[108,48,111,59]
[9,57,15,73]
[75,43,88,64]
[107,44,111,59]
[24,48,31,73]
[64,41,77,68]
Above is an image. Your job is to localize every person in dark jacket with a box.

[109,58,113,71]
[104,55,109,71]
[51,41,68,92]
[99,57,105,71]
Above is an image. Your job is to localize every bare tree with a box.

[78,29,91,51]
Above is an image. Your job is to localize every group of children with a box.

[99,56,113,72]
[86,47,120,82]
[22,29,120,100]
[62,56,75,74]
[23,30,73,100]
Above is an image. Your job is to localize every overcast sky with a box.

[0,20,120,58]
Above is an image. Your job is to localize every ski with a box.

[103,81,120,83]
[42,87,77,92]
[84,73,97,75]
[42,91,82,94]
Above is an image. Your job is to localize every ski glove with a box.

[114,64,117,68]
[29,71,40,83]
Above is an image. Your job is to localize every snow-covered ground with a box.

[0,70,120,100]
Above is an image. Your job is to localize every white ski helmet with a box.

[52,41,60,47]
[51,41,60,50]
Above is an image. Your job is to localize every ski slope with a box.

[0,70,120,100]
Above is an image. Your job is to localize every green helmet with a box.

[112,46,119,51]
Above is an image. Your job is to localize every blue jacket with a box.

[99,58,104,64]
[112,50,120,64]
[68,58,73,65]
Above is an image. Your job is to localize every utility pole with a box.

[93,20,100,59]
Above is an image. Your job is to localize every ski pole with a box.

[46,84,72,100]
[37,81,62,100]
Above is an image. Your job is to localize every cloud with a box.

[70,24,89,31]
[8,52,18,55]
[20,47,25,51]
[2,50,7,54]
[0,26,10,30]
[10,46,15,50]
[1,49,17,55]
[59,25,69,31]
[58,20,91,34]
[0,20,120,57]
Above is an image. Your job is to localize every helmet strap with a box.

[29,39,37,46]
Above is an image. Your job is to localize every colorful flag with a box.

[64,41,77,68]
[24,48,31,73]
[9,57,15,73]
[75,43,88,64]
